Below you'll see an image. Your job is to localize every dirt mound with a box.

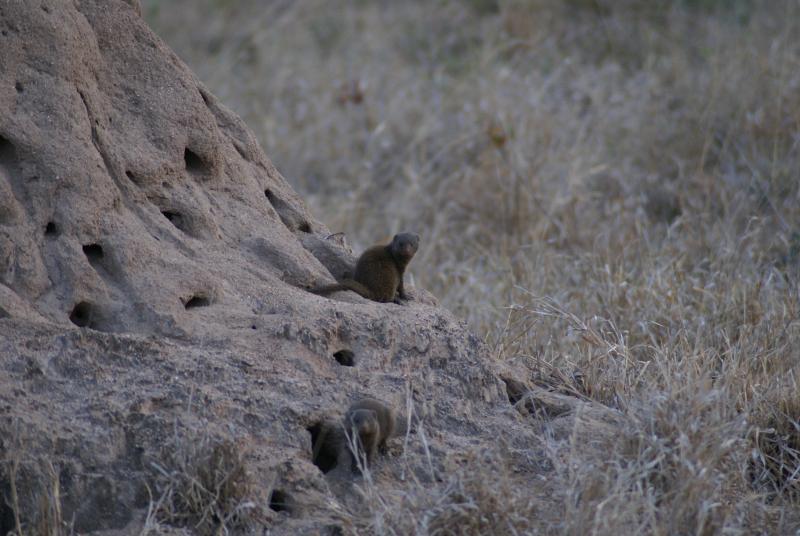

[0,1,606,533]
[0,0,334,337]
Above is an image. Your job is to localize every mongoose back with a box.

[312,233,419,303]
[343,398,395,468]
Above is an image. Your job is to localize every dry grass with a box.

[146,0,800,533]
[145,431,260,535]
[0,420,70,536]
[333,406,551,536]
[369,452,543,535]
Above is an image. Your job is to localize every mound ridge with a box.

[0,1,593,533]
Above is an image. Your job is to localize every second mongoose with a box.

[343,398,396,469]
[312,233,419,303]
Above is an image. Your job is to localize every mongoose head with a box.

[347,409,379,439]
[389,232,419,262]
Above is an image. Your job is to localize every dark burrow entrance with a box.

[184,148,208,176]
[69,301,93,328]
[268,489,290,513]
[184,295,211,309]
[307,422,341,474]
[82,243,104,266]
[0,477,14,536]
[333,349,355,367]
[161,210,185,232]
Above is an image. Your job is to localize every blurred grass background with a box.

[145,1,800,532]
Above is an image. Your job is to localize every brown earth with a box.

[0,1,618,533]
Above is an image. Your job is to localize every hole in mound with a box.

[0,477,14,536]
[44,221,58,236]
[14,82,22,93]
[69,302,93,328]
[198,88,212,106]
[251,324,257,330]
[264,189,312,233]
[308,422,341,474]
[184,295,211,309]
[268,489,290,513]
[0,135,18,167]
[503,376,536,415]
[82,244,104,265]
[333,350,355,367]
[326,525,344,536]
[0,306,8,319]
[125,170,140,185]
[161,211,185,231]
[184,148,207,176]
[504,378,525,406]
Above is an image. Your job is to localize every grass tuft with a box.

[146,432,258,535]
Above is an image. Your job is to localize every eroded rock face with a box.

[0,1,551,533]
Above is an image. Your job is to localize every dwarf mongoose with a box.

[344,398,395,468]
[312,233,419,303]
